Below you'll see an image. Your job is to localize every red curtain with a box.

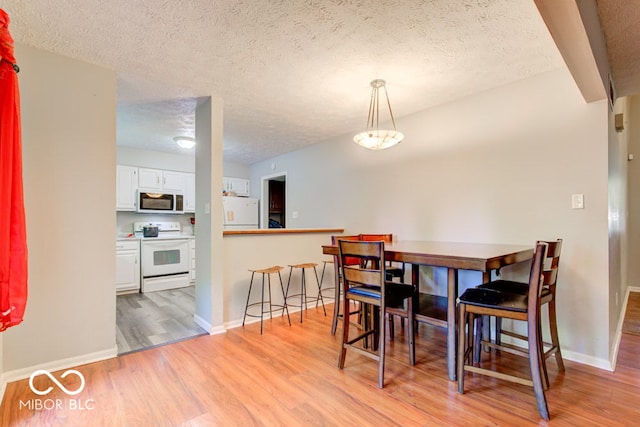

[0,8,27,331]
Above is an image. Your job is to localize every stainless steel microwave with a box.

[137,191,184,214]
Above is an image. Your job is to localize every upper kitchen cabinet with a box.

[116,165,138,211]
[163,170,186,192]
[223,177,250,197]
[138,168,185,193]
[137,168,162,190]
[184,173,196,213]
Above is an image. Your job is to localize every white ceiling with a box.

[6,0,565,164]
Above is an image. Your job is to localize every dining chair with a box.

[330,235,361,335]
[338,239,415,388]
[477,239,564,386]
[457,242,550,420]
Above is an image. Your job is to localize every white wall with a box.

[117,146,195,173]
[223,161,250,179]
[250,68,613,366]
[3,45,117,375]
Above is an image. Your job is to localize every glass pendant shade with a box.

[353,79,403,150]
[353,129,405,150]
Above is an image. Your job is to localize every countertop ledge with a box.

[223,228,344,236]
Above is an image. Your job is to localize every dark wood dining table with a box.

[322,240,533,381]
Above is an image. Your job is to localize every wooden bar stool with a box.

[285,263,326,323]
[242,266,291,334]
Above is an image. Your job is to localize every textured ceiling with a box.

[597,0,640,98]
[6,0,564,164]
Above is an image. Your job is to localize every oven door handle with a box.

[144,240,188,248]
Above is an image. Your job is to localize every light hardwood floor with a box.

[116,286,207,354]
[2,296,640,426]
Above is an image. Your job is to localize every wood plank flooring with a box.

[2,295,640,426]
[116,286,207,354]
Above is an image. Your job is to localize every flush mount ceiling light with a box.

[174,136,195,149]
[353,79,404,150]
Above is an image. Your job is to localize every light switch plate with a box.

[571,194,584,209]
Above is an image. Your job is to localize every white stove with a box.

[136,222,190,292]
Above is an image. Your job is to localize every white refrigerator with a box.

[222,196,259,229]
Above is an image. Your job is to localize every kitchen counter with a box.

[117,234,195,241]
[223,228,343,236]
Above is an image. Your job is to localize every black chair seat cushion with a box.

[458,285,528,313]
[477,279,551,298]
[386,266,404,278]
[347,282,414,304]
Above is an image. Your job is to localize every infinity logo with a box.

[29,369,86,396]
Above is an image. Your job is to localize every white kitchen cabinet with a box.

[189,238,196,283]
[184,173,196,212]
[116,165,138,211]
[116,240,140,294]
[138,168,186,193]
[223,177,250,197]
[138,168,163,190]
[162,170,186,192]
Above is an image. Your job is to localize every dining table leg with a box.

[447,267,459,381]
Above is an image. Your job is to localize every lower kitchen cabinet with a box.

[116,240,140,294]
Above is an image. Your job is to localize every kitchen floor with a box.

[116,286,207,355]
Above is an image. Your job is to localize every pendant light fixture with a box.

[353,79,404,150]
[174,136,196,149]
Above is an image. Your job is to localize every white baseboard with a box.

[0,346,118,404]
[209,325,227,335]
[193,314,227,335]
[562,348,613,371]
[193,313,212,332]
[225,319,244,329]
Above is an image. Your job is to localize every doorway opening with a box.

[115,96,212,355]
[261,172,287,229]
